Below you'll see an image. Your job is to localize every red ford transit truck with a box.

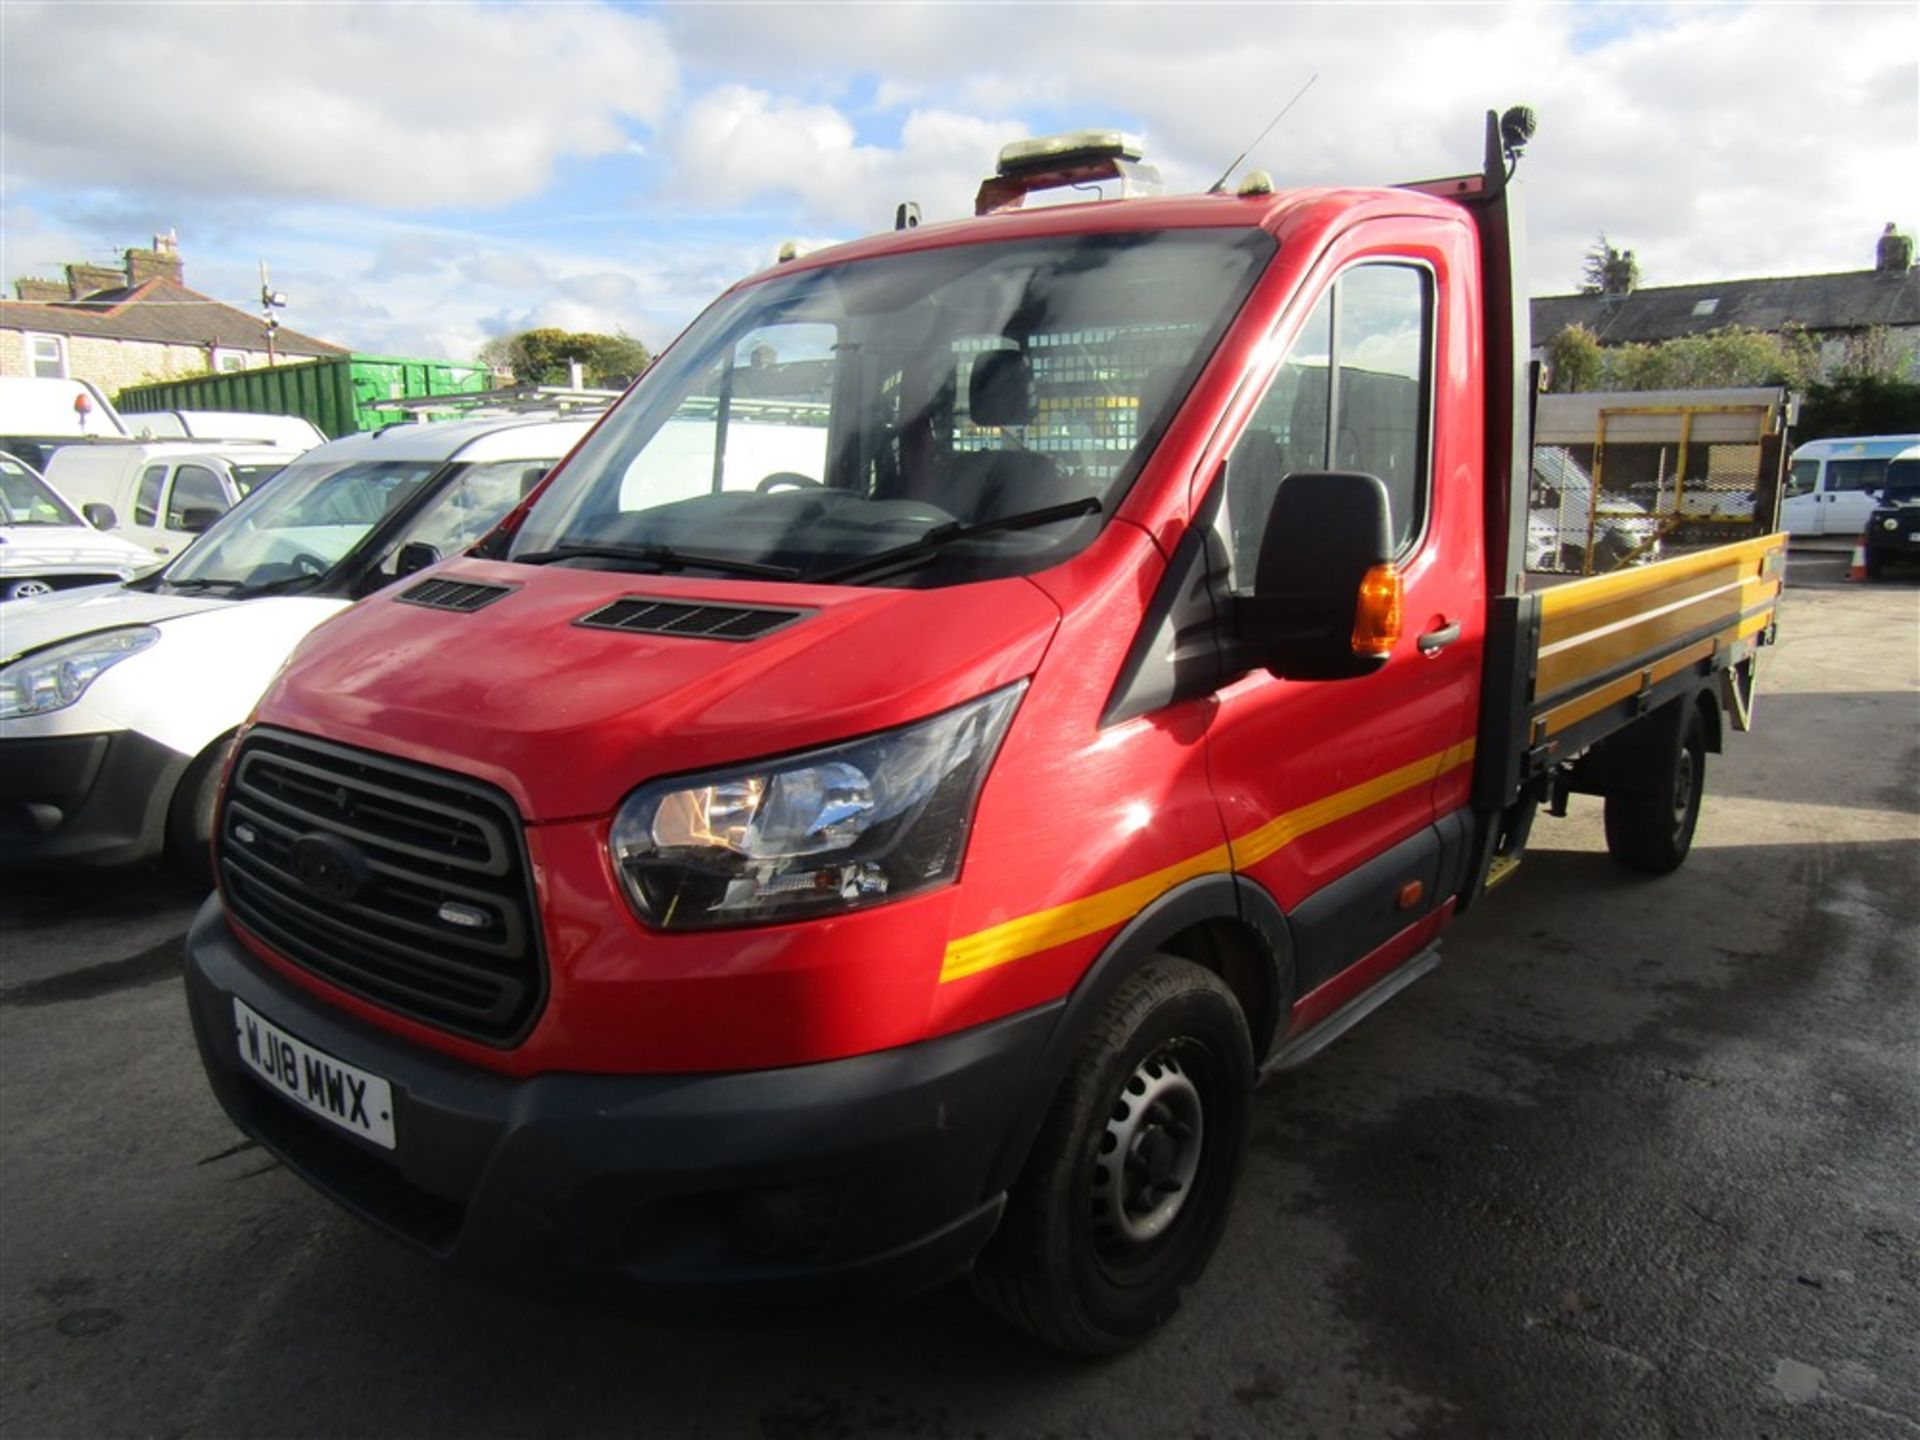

[184,110,1784,1354]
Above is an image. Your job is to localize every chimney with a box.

[1602,248,1637,297]
[125,232,184,288]
[65,262,125,299]
[14,278,68,302]
[1876,222,1914,274]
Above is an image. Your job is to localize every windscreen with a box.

[230,463,287,496]
[0,454,84,527]
[512,229,1273,586]
[162,457,442,592]
[1880,457,1920,502]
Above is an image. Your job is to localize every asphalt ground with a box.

[1,548,1915,1439]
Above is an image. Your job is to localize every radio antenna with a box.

[1206,73,1318,194]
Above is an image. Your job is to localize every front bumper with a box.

[184,898,1058,1308]
[1864,513,1920,558]
[0,729,186,865]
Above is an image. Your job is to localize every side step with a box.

[1262,944,1442,1073]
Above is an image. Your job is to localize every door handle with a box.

[1417,620,1462,656]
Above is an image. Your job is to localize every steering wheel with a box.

[756,472,822,493]
[289,551,328,576]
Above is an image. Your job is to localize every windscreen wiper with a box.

[813,496,1103,585]
[512,543,799,581]
[163,577,245,594]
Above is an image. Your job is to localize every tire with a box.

[971,956,1254,1356]
[1863,549,1885,581]
[165,733,237,886]
[1603,704,1706,875]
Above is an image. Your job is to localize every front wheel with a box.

[166,733,237,886]
[971,956,1254,1355]
[1604,705,1706,875]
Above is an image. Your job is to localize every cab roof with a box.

[296,415,599,466]
[747,184,1470,289]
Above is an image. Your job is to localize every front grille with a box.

[576,597,809,641]
[218,728,544,1045]
[397,577,517,613]
[2,572,125,600]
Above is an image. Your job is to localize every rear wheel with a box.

[165,733,236,886]
[971,956,1254,1355]
[1603,705,1706,875]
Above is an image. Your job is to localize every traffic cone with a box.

[1847,540,1868,581]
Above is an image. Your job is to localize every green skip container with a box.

[116,353,493,438]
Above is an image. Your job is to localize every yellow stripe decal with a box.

[940,845,1232,983]
[939,739,1476,983]
[1230,739,1476,870]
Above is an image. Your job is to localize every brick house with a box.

[0,234,344,396]
[1530,224,1920,380]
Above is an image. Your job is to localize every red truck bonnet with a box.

[252,556,1062,823]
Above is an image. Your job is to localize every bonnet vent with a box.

[576,597,810,641]
[397,578,518,613]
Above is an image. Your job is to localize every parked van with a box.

[0,414,596,869]
[125,410,327,451]
[0,451,155,600]
[44,441,305,559]
[1782,434,1920,537]
[0,376,134,472]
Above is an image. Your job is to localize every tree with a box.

[1545,324,1604,393]
[478,328,651,387]
[1579,233,1639,296]
[1543,324,1822,394]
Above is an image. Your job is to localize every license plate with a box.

[1908,532,1920,542]
[233,998,397,1150]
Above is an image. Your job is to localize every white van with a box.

[43,441,305,559]
[1782,434,1920,537]
[0,451,155,600]
[0,414,596,870]
[124,410,327,450]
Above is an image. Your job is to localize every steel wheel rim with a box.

[1672,748,1696,837]
[1091,1048,1205,1253]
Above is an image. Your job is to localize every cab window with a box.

[373,459,547,579]
[135,465,167,526]
[1218,262,1433,585]
[167,464,229,528]
[1784,460,1818,498]
[1827,459,1888,492]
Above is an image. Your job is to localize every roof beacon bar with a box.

[974,130,1163,216]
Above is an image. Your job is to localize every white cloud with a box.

[460,251,551,291]
[3,1,1913,370]
[3,1,677,210]
[655,2,1917,291]
[661,87,1026,229]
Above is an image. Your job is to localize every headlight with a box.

[610,682,1025,928]
[1883,517,1899,531]
[0,627,159,719]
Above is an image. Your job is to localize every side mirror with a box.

[394,542,440,577]
[82,502,117,530]
[174,506,223,534]
[1235,471,1401,681]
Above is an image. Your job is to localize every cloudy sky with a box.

[3,2,1914,363]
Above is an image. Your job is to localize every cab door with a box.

[1200,216,1483,1003]
[125,463,172,554]
[1781,457,1820,536]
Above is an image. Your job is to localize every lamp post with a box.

[259,260,287,366]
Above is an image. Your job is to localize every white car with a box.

[0,451,156,601]
[43,440,308,561]
[0,414,595,872]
